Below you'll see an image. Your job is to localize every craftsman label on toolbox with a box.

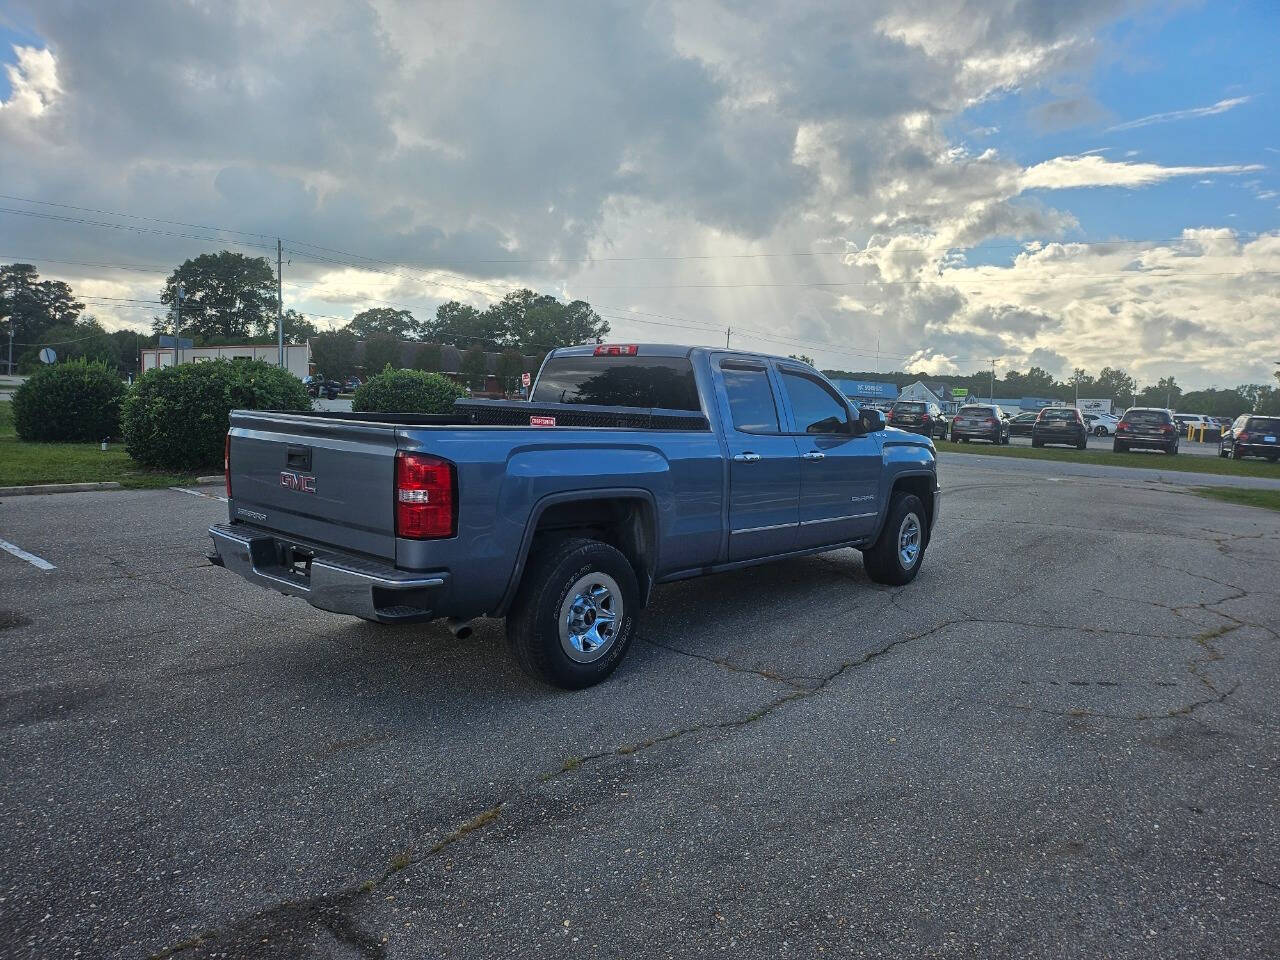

[530,415,557,426]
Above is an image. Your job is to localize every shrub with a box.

[122,359,310,470]
[351,368,464,414]
[12,359,127,442]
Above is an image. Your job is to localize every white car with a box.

[1084,413,1120,436]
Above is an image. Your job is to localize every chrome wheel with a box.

[559,572,623,663]
[897,513,921,569]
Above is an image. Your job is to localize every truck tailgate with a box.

[228,411,398,560]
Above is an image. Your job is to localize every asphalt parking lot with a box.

[2,459,1278,959]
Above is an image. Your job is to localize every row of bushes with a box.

[11,361,464,471]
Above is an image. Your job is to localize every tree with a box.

[158,251,276,341]
[460,344,488,390]
[414,342,443,372]
[15,316,122,374]
[362,331,403,373]
[1,262,84,347]
[252,308,318,343]
[309,329,358,380]
[788,354,816,365]
[348,307,416,339]
[1136,376,1181,409]
[1095,366,1137,404]
[496,349,526,393]
[492,290,610,353]
[424,300,503,349]
[1068,368,1097,400]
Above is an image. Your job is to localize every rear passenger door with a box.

[776,366,882,549]
[713,358,801,562]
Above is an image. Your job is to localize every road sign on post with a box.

[38,347,57,364]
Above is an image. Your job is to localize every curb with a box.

[0,481,123,497]
[195,475,224,486]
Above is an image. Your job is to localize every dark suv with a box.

[1219,415,1280,461]
[1032,406,1087,449]
[887,400,946,439]
[1113,407,1179,454]
[949,404,1009,444]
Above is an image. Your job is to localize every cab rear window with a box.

[531,356,701,410]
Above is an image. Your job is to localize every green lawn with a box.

[935,438,1280,480]
[0,401,201,490]
[1192,486,1280,513]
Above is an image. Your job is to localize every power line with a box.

[0,207,279,252]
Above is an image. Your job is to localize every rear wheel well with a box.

[890,474,935,536]
[523,497,656,607]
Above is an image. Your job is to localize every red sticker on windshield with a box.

[530,416,556,427]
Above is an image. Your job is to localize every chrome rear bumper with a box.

[208,523,448,623]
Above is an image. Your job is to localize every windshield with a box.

[531,355,701,410]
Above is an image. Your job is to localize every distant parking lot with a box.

[2,457,1279,958]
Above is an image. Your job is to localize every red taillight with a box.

[593,344,638,356]
[1117,422,1129,431]
[986,418,997,425]
[1236,432,1249,443]
[1161,424,1174,433]
[224,433,232,499]
[395,452,456,539]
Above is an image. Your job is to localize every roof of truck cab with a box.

[547,343,802,365]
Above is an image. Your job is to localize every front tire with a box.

[862,492,928,586]
[1032,437,1043,448]
[506,538,639,689]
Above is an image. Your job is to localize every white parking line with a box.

[170,486,228,503]
[0,537,56,571]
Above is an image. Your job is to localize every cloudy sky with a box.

[1,0,1277,389]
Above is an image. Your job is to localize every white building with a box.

[140,343,311,379]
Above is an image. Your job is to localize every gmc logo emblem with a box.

[280,471,317,494]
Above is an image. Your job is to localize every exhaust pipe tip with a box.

[446,617,474,640]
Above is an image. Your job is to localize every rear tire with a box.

[1232,446,1244,460]
[506,538,639,689]
[1114,441,1127,453]
[862,492,927,586]
[1167,442,1178,456]
[1032,437,1043,448]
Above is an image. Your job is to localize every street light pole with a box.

[175,283,185,368]
[276,238,284,369]
[5,321,12,376]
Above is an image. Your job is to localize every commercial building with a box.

[140,343,311,379]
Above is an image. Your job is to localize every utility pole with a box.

[276,238,284,368]
[5,321,12,377]
[990,360,995,401]
[725,326,731,348]
[175,283,184,368]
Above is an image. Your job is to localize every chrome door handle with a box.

[733,452,761,463]
[802,450,826,460]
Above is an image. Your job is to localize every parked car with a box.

[949,404,1009,444]
[1172,413,1214,439]
[1007,411,1039,437]
[1032,406,1088,449]
[1084,413,1120,436]
[1114,407,1179,454]
[210,345,941,689]
[303,375,341,400]
[343,377,362,392]
[1219,414,1280,461]
[886,400,947,439]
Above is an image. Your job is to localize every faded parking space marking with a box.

[170,486,228,503]
[0,537,56,571]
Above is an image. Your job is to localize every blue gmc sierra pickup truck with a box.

[209,344,940,688]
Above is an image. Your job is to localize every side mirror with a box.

[859,408,885,432]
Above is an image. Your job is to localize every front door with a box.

[715,359,800,562]
[777,367,881,548]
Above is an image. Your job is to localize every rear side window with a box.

[780,371,850,434]
[721,364,780,433]
[1123,410,1170,426]
[531,356,700,410]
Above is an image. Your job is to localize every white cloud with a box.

[1106,96,1250,133]
[0,45,60,117]
[1020,155,1264,190]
